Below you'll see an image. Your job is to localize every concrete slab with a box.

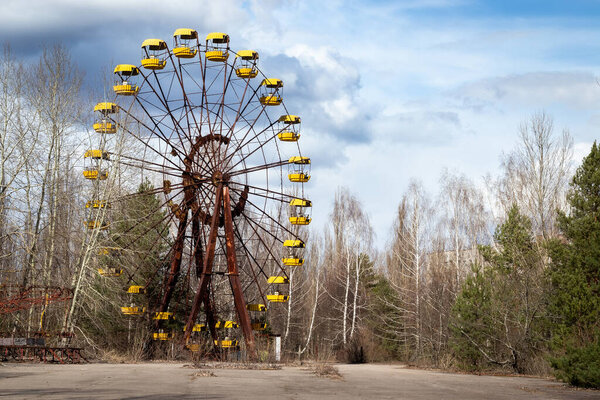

[0,362,597,399]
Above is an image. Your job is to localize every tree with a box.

[451,205,548,373]
[383,181,431,360]
[496,112,572,238]
[548,141,600,388]
[73,179,171,355]
[325,187,373,347]
[438,170,490,286]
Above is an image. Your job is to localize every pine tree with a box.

[79,179,171,355]
[548,141,600,388]
[451,205,548,373]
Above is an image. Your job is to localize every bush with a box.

[345,335,367,364]
[551,341,600,388]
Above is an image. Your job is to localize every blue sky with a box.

[2,0,599,247]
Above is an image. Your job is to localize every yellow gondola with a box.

[289,198,311,225]
[277,115,301,141]
[97,267,123,277]
[215,320,239,329]
[268,276,289,284]
[266,294,289,303]
[186,343,200,352]
[259,78,283,106]
[214,339,239,348]
[121,306,146,315]
[246,304,266,312]
[290,198,311,207]
[289,216,310,225]
[85,200,110,209]
[283,239,305,249]
[153,312,173,320]
[235,50,258,78]
[113,64,140,95]
[173,28,198,58]
[127,285,145,294]
[288,156,311,182]
[252,322,268,331]
[83,169,108,180]
[153,332,173,341]
[282,239,305,267]
[84,150,109,160]
[282,257,304,266]
[94,102,118,113]
[247,303,267,330]
[206,32,229,62]
[85,220,109,230]
[98,247,120,256]
[183,323,206,332]
[141,39,167,70]
[278,131,300,141]
[289,172,310,182]
[93,102,118,133]
[267,276,290,303]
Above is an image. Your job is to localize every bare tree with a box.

[384,180,431,360]
[326,187,373,346]
[438,169,489,286]
[496,112,572,238]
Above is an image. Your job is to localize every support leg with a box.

[223,186,257,360]
[184,186,222,343]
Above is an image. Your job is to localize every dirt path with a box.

[0,362,597,399]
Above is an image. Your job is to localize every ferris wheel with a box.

[83,29,311,357]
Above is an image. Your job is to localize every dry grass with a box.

[308,363,343,380]
[190,370,216,379]
[185,361,281,370]
[100,350,139,364]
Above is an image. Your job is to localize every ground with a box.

[0,362,598,399]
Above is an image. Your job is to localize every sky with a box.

[2,0,600,248]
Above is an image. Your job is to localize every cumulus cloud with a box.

[261,46,370,148]
[452,72,600,112]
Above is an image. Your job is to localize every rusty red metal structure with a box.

[0,285,72,314]
[0,345,85,363]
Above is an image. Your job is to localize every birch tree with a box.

[438,170,489,286]
[327,187,373,346]
[384,180,431,360]
[496,112,572,238]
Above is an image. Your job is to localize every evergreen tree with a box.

[79,179,171,356]
[113,178,171,304]
[451,205,548,373]
[548,141,600,388]
[450,263,494,370]
[366,274,404,358]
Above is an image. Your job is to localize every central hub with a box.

[211,170,229,186]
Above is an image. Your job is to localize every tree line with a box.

[292,113,598,388]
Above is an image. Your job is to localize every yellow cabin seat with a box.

[252,322,268,331]
[278,131,300,141]
[97,268,123,277]
[267,294,290,303]
[214,339,238,348]
[93,121,117,134]
[83,169,108,180]
[282,257,305,266]
[289,216,311,225]
[121,306,146,315]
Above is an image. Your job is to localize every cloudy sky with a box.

[3,0,600,247]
